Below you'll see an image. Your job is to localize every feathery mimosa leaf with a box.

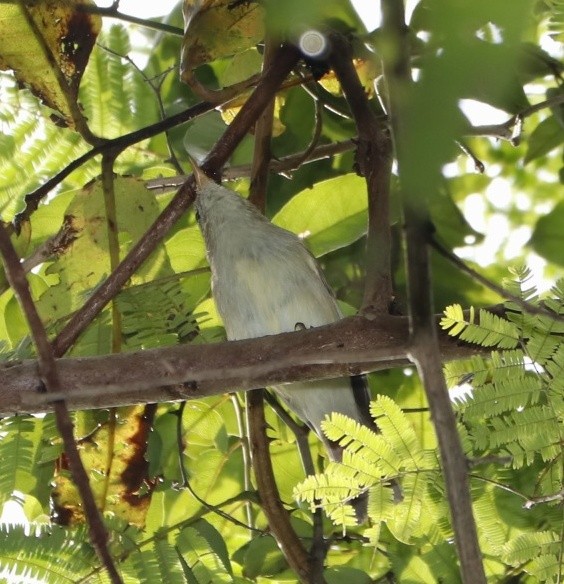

[441,305,520,348]
[370,395,425,469]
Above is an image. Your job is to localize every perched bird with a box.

[192,163,372,519]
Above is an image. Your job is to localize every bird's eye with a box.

[195,210,200,223]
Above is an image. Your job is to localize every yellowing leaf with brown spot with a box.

[0,0,101,129]
[52,405,155,527]
[181,0,264,73]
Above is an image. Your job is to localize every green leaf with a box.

[273,173,367,257]
[524,115,564,164]
[0,416,37,508]
[430,190,483,248]
[324,566,372,584]
[235,535,287,579]
[441,305,520,348]
[530,201,564,266]
[80,25,160,139]
[190,519,233,577]
[386,471,428,543]
[0,524,97,582]
[0,77,91,218]
[176,525,233,583]
[36,176,170,322]
[369,395,425,469]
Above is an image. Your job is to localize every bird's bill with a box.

[188,155,213,188]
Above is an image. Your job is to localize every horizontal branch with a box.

[144,140,356,193]
[0,315,482,416]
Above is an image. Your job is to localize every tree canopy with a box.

[0,1,563,583]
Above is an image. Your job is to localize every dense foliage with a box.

[0,0,563,582]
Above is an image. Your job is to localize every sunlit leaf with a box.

[273,173,367,257]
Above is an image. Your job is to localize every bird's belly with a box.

[212,255,338,340]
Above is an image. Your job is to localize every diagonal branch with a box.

[248,37,277,211]
[0,226,122,584]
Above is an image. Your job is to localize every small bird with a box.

[192,163,372,519]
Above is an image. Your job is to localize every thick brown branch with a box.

[329,35,394,315]
[1,315,484,416]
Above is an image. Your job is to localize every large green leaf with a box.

[529,201,564,266]
[524,115,564,164]
[273,173,367,257]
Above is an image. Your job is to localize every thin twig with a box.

[469,474,529,500]
[456,140,485,173]
[100,155,121,512]
[173,400,260,532]
[431,236,564,323]
[101,155,122,353]
[231,394,254,530]
[523,488,564,509]
[182,67,262,105]
[13,101,216,232]
[145,140,357,193]
[329,34,394,315]
[465,92,564,145]
[98,44,185,175]
[281,95,323,179]
[0,225,122,583]
[298,74,353,120]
